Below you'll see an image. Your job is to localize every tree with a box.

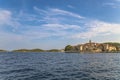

[65,45,73,51]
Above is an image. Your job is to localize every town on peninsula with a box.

[65,40,120,53]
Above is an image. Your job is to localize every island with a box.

[65,40,120,53]
[12,49,63,52]
[0,49,7,52]
[12,49,44,52]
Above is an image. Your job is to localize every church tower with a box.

[89,40,92,43]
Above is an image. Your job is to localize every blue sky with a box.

[0,0,120,50]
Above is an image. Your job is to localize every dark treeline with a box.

[12,49,62,52]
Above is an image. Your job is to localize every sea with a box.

[0,52,120,80]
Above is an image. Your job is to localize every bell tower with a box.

[89,40,92,46]
[89,40,92,43]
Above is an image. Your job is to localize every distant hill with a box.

[12,49,63,52]
[12,49,44,52]
[0,49,7,52]
[46,49,61,52]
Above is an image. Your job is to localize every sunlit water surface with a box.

[0,52,120,80]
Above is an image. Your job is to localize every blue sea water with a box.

[0,52,120,80]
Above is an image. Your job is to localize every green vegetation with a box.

[12,49,31,52]
[0,49,7,52]
[30,49,44,52]
[12,49,44,52]
[65,45,73,52]
[12,49,62,52]
[104,42,120,47]
[47,49,61,52]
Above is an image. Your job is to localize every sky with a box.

[0,0,120,50]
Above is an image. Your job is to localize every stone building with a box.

[72,40,118,53]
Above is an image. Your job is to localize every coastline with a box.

[0,41,120,53]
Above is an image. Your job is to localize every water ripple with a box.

[0,52,120,80]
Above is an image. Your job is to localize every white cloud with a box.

[103,1,120,8]
[67,5,75,9]
[34,6,85,24]
[0,9,11,25]
[50,8,84,19]
[0,9,21,32]
[17,10,39,22]
[42,23,81,30]
[72,20,120,39]
[18,23,81,40]
[89,20,120,34]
